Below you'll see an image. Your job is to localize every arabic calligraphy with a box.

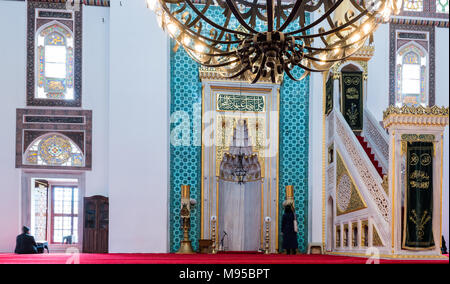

[409,169,430,190]
[217,94,265,112]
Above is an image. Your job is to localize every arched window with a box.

[24,134,84,167]
[395,44,428,107]
[36,23,74,100]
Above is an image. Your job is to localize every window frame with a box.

[35,23,75,101]
[23,133,86,168]
[395,43,429,107]
[27,2,82,107]
[50,185,79,245]
[389,24,435,107]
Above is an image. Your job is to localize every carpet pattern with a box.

[0,253,448,264]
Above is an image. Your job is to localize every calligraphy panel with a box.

[403,141,435,250]
[216,94,265,112]
[341,72,363,132]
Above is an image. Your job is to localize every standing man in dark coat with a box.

[281,204,299,255]
[15,226,38,254]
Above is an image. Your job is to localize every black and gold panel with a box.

[352,222,358,247]
[325,75,333,116]
[402,141,435,250]
[328,143,334,164]
[361,220,369,247]
[341,72,363,133]
[343,224,349,247]
[336,225,341,248]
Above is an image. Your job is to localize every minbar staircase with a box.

[356,136,384,178]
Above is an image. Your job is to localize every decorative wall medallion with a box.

[38,135,72,165]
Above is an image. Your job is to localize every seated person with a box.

[15,226,38,254]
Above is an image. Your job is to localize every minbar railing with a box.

[363,107,389,174]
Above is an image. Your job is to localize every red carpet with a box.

[357,136,384,178]
[0,253,448,264]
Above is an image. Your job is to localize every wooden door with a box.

[83,196,109,253]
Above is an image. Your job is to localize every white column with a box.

[108,0,170,253]
[308,70,325,245]
[0,0,26,253]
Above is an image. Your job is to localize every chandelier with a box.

[232,153,248,184]
[147,0,402,83]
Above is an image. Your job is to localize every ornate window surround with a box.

[16,108,92,171]
[27,1,83,107]
[395,42,429,106]
[389,24,435,107]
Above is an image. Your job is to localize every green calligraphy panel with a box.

[403,141,435,250]
[325,76,333,116]
[341,72,363,132]
[216,94,265,112]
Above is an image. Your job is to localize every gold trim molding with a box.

[330,45,374,80]
[199,66,284,84]
[331,60,369,81]
[383,105,449,128]
[327,251,449,260]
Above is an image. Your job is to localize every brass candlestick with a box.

[285,185,295,209]
[211,216,217,254]
[177,185,195,254]
[264,217,271,254]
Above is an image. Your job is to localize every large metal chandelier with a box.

[147,0,402,83]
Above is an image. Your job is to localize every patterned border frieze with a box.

[16,108,92,170]
[199,66,284,84]
[30,0,110,7]
[383,105,449,118]
[401,134,436,142]
[383,105,449,128]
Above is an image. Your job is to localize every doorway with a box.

[21,172,85,253]
[218,181,262,252]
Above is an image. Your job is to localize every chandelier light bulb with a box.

[195,43,206,53]
[166,22,178,37]
[318,53,327,65]
[333,47,341,55]
[350,33,361,44]
[146,0,158,11]
[183,36,191,47]
[362,23,372,35]
[381,7,392,21]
